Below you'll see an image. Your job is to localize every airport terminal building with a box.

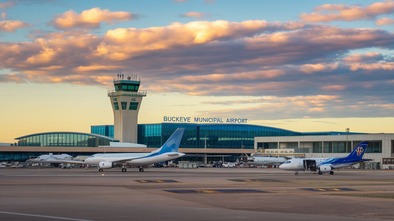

[1,76,393,168]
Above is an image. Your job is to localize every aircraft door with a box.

[303,160,317,171]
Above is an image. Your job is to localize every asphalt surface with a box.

[0,167,393,221]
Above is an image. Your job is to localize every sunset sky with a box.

[1,0,394,142]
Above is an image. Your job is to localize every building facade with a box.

[254,134,394,169]
[92,123,355,149]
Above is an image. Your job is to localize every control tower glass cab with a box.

[108,76,147,143]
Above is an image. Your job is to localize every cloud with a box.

[299,63,339,74]
[376,17,394,25]
[95,20,301,60]
[1,19,394,119]
[301,0,394,22]
[198,94,394,120]
[181,11,210,19]
[343,52,383,63]
[0,0,15,9]
[0,20,28,32]
[52,7,136,29]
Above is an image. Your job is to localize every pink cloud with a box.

[0,20,28,32]
[348,62,394,71]
[52,7,135,29]
[321,85,346,91]
[301,1,394,22]
[96,20,287,60]
[343,52,382,63]
[376,17,394,25]
[0,19,394,106]
[181,11,210,19]
[299,63,339,74]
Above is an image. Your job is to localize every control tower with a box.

[108,74,146,143]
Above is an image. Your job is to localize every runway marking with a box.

[165,189,266,194]
[302,188,356,192]
[135,179,178,183]
[0,211,92,221]
[229,179,281,182]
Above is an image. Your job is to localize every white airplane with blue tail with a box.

[279,141,369,175]
[83,128,185,172]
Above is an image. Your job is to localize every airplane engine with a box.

[318,165,332,172]
[98,161,114,169]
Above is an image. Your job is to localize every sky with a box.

[1,0,394,142]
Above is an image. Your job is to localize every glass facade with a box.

[91,123,369,151]
[114,80,140,92]
[256,140,382,154]
[137,123,302,149]
[91,125,114,138]
[16,132,116,147]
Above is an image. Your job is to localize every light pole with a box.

[346,128,350,152]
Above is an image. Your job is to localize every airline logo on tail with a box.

[356,146,364,156]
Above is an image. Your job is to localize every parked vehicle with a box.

[222,162,236,168]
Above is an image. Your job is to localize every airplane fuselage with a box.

[279,158,356,171]
[247,156,287,166]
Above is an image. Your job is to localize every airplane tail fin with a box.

[344,141,368,162]
[153,128,185,154]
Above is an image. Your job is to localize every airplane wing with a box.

[111,157,144,164]
[100,154,149,164]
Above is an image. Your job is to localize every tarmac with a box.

[0,167,393,221]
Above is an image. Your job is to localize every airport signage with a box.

[163,116,248,124]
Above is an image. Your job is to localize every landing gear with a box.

[139,167,144,172]
[318,171,323,175]
[99,168,103,172]
[121,167,127,172]
[330,171,334,175]
[295,171,299,175]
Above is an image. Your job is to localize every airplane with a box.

[26,153,79,168]
[279,141,368,175]
[83,128,185,172]
[246,155,287,167]
[27,153,73,162]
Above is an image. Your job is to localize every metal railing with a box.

[107,90,147,97]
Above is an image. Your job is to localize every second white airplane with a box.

[246,155,287,167]
[279,141,368,175]
[83,128,185,172]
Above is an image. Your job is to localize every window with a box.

[114,102,119,110]
[313,142,322,153]
[366,141,382,153]
[383,158,394,164]
[129,102,139,110]
[323,142,332,153]
[333,142,346,153]
[392,140,394,154]
[121,102,127,110]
